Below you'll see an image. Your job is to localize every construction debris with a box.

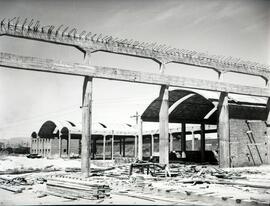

[0,156,269,205]
[46,175,111,200]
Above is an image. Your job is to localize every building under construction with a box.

[30,88,268,168]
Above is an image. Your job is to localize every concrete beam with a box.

[0,52,269,97]
[169,94,195,115]
[2,22,270,80]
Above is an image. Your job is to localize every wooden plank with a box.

[218,92,230,168]
[1,21,270,80]
[159,85,169,165]
[81,76,92,177]
[0,52,269,97]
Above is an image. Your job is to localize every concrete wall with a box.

[229,119,268,167]
[50,138,59,157]
[31,137,56,157]
[70,139,80,156]
[60,138,68,157]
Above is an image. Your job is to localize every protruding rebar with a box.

[55,25,63,37]
[62,26,69,37]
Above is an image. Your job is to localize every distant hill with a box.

[0,137,30,148]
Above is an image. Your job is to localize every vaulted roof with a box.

[141,89,267,124]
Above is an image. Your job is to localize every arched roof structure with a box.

[37,120,136,138]
[141,89,267,124]
[38,120,75,138]
[61,122,136,136]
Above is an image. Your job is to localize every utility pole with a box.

[130,111,140,125]
[130,111,142,159]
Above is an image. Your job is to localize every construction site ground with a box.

[0,155,269,205]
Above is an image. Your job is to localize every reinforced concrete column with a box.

[81,75,93,177]
[119,137,122,155]
[134,135,137,158]
[37,137,39,155]
[111,131,114,160]
[191,127,195,151]
[123,137,126,157]
[200,124,206,163]
[138,118,143,160]
[58,131,62,157]
[169,133,173,152]
[68,130,71,159]
[42,138,45,157]
[159,84,169,165]
[266,98,270,164]
[218,92,230,168]
[81,51,92,177]
[103,135,106,160]
[181,123,186,158]
[150,134,154,156]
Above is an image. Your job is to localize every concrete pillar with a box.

[191,127,195,151]
[123,137,126,157]
[119,137,122,155]
[201,124,205,163]
[151,134,154,156]
[81,76,93,177]
[36,137,39,155]
[181,123,186,158]
[103,135,106,160]
[138,118,143,160]
[68,130,71,159]
[58,131,62,157]
[42,138,45,157]
[266,98,270,164]
[111,131,114,160]
[159,85,169,165]
[218,92,230,168]
[134,135,137,158]
[169,133,173,152]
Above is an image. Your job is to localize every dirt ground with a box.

[0,155,269,205]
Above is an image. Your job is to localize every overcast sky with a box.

[0,0,269,138]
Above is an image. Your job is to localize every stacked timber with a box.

[46,175,111,200]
